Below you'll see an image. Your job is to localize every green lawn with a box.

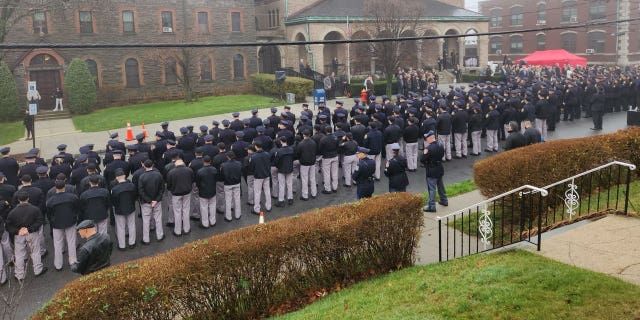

[0,121,24,145]
[423,179,477,204]
[72,95,284,132]
[277,250,640,320]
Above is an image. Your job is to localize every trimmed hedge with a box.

[33,193,423,320]
[64,58,97,114]
[251,73,313,102]
[474,127,640,198]
[0,61,21,121]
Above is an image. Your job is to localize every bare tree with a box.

[0,267,28,320]
[148,47,198,102]
[364,0,422,95]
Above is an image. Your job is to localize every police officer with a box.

[137,160,165,244]
[353,147,375,199]
[364,122,383,180]
[195,156,217,228]
[273,137,294,207]
[166,159,193,236]
[5,190,46,280]
[110,168,137,250]
[221,152,242,221]
[250,143,272,215]
[421,131,448,212]
[70,220,113,275]
[46,180,79,271]
[295,129,318,201]
[0,147,19,187]
[340,132,359,188]
[384,143,409,192]
[79,175,111,235]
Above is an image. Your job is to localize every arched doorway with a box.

[464,29,479,67]
[323,31,345,75]
[399,30,418,68]
[421,30,440,68]
[27,53,63,110]
[444,29,459,69]
[295,33,308,73]
[258,46,281,74]
[350,30,371,76]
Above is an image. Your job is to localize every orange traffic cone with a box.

[259,212,265,224]
[141,122,149,139]
[125,120,134,141]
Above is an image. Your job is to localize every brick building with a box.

[480,0,640,66]
[4,0,257,109]
[255,0,489,77]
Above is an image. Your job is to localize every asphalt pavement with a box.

[3,108,632,320]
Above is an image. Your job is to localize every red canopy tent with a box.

[514,49,587,67]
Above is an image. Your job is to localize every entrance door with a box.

[29,70,61,110]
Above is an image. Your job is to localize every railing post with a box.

[537,193,543,251]
[438,219,442,262]
[624,167,632,214]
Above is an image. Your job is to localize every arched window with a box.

[200,57,212,81]
[489,37,503,54]
[490,9,502,27]
[537,34,546,50]
[510,35,523,53]
[85,59,99,87]
[588,31,605,53]
[165,57,177,84]
[510,6,523,26]
[125,58,140,88]
[233,54,244,79]
[537,3,546,22]
[561,33,577,52]
[562,1,577,22]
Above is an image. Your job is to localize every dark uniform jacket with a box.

[46,192,79,229]
[294,138,317,166]
[319,134,339,159]
[70,232,112,275]
[137,170,165,203]
[353,158,375,184]
[221,159,242,185]
[451,109,469,134]
[504,132,527,151]
[249,150,272,179]
[364,129,383,155]
[0,156,19,187]
[110,180,137,215]
[5,203,43,235]
[18,163,38,182]
[383,124,403,144]
[420,142,445,179]
[384,155,409,189]
[403,124,420,144]
[274,146,294,174]
[14,185,45,214]
[436,112,452,135]
[79,187,110,222]
[166,166,193,196]
[524,127,541,145]
[196,166,217,198]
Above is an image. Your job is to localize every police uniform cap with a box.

[390,143,401,150]
[381,95,388,100]
[336,112,346,118]
[0,147,9,154]
[57,144,67,150]
[108,140,119,148]
[256,126,265,133]
[78,146,89,154]
[357,147,370,154]
[167,140,176,146]
[448,85,454,89]
[76,154,88,163]
[87,163,97,170]
[155,131,165,138]
[242,118,251,125]
[179,127,188,134]
[204,135,214,141]
[408,107,417,114]
[161,121,169,127]
[222,119,230,126]
[216,142,226,149]
[76,220,95,230]
[318,104,325,108]
[127,144,139,151]
[195,147,204,154]
[29,148,40,154]
[232,112,240,117]
[398,94,406,100]
[270,107,278,113]
[199,125,208,132]
[284,105,291,110]
[369,95,376,100]
[114,168,125,177]
[354,98,360,103]
[211,120,220,126]
[300,115,309,121]
[109,132,119,139]
[336,101,343,105]
[358,105,365,111]
[374,104,382,110]
[235,131,245,138]
[113,149,124,155]
[25,153,36,159]
[36,166,48,174]
[302,103,309,107]
[424,130,436,138]
[318,114,328,120]
[334,131,345,138]
[186,125,194,130]
[251,109,258,114]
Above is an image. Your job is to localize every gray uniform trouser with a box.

[246,175,255,205]
[321,156,339,191]
[471,131,482,154]
[404,142,418,170]
[454,132,468,157]
[270,167,279,196]
[172,194,191,235]
[1,231,14,263]
[277,172,293,201]
[299,164,317,199]
[503,123,510,140]
[292,160,300,193]
[342,154,358,186]
[199,196,217,227]
[437,134,452,160]
[0,240,5,284]
[535,118,547,141]
[224,184,242,220]
[368,154,381,179]
[53,227,77,270]
[253,177,272,213]
[141,203,164,243]
[164,189,174,223]
[385,144,396,162]
[215,182,225,212]
[115,212,136,249]
[14,231,43,280]
[191,183,201,218]
[95,218,108,236]
[486,130,498,151]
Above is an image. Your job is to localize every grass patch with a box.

[423,179,477,203]
[72,94,284,132]
[277,250,640,320]
[0,121,24,145]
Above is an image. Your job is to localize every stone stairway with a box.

[437,70,456,84]
[35,109,71,121]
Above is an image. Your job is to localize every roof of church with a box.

[286,0,487,24]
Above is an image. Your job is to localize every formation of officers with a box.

[0,63,638,283]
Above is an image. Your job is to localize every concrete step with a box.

[35,109,71,121]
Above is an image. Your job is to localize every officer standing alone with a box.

[421,131,448,212]
[353,147,375,199]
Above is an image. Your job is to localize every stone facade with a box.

[5,0,257,108]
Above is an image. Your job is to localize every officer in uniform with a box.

[70,220,113,275]
[110,168,137,250]
[195,156,217,228]
[166,159,194,236]
[79,175,111,235]
[0,147,19,187]
[353,147,375,199]
[137,160,165,244]
[421,131,448,212]
[221,152,242,221]
[363,122,383,180]
[5,190,46,280]
[161,121,176,141]
[46,180,79,271]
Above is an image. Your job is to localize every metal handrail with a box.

[542,161,637,189]
[435,184,548,221]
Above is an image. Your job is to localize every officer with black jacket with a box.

[137,160,165,244]
[70,220,113,275]
[196,156,217,228]
[383,117,403,160]
[353,147,375,199]
[421,131,448,212]
[6,191,45,280]
[110,169,137,250]
[47,180,79,271]
[104,150,130,185]
[319,127,339,194]
[79,175,111,235]
[403,117,420,171]
[250,143,272,215]
[384,143,409,192]
[295,130,317,200]
[364,122,383,180]
[273,137,295,207]
[166,160,193,236]
[0,147,19,187]
[221,152,243,221]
